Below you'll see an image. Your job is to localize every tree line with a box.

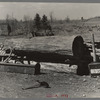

[6,13,53,36]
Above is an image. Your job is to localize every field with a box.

[0,18,100,98]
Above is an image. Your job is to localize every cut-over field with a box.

[0,19,100,98]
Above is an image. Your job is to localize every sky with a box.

[0,2,100,20]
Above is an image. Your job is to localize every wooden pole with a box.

[92,34,97,62]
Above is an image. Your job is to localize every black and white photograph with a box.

[0,2,100,98]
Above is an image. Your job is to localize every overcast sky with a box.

[0,2,100,20]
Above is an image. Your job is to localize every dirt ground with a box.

[0,64,100,98]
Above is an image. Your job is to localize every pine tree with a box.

[34,13,41,31]
[42,15,48,32]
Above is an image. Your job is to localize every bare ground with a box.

[0,65,100,98]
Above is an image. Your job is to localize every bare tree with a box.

[49,12,53,23]
[6,14,10,24]
[23,15,31,34]
[6,13,18,35]
[6,14,12,35]
[81,17,84,21]
[7,23,11,36]
[66,16,70,23]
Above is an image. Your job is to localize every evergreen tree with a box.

[34,13,41,30]
[42,15,48,32]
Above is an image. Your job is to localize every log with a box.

[0,62,41,75]
[0,62,35,68]
[13,49,74,64]
[11,48,93,65]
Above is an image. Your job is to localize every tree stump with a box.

[72,36,93,75]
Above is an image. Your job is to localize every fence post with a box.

[34,62,41,75]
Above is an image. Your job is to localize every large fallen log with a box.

[12,49,74,64]
[11,48,92,65]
